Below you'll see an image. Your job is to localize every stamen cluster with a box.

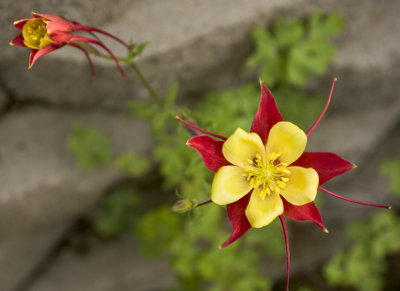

[22,18,52,49]
[244,152,290,200]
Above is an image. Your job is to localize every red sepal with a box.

[282,198,326,232]
[14,18,32,30]
[250,82,284,144]
[220,193,251,248]
[10,34,26,47]
[291,152,354,186]
[29,45,61,67]
[70,35,124,77]
[187,135,230,173]
[32,12,72,26]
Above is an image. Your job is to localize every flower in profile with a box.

[176,79,390,290]
[10,12,129,77]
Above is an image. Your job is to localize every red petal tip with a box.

[352,163,357,168]
[323,228,329,233]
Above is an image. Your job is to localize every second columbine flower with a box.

[10,12,129,77]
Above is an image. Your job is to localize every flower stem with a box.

[127,60,164,107]
[279,215,290,291]
[197,198,212,207]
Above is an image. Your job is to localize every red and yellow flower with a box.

[10,12,128,77]
[177,79,389,290]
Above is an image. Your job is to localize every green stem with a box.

[82,43,164,107]
[127,60,164,107]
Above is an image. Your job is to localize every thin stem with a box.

[128,60,164,107]
[79,43,164,107]
[279,215,290,291]
[197,199,212,207]
[319,187,391,209]
[306,77,337,136]
[175,116,227,140]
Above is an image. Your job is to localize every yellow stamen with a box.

[22,18,53,49]
[243,152,290,200]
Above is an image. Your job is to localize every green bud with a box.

[171,199,197,213]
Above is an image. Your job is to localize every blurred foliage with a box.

[68,125,111,169]
[247,11,344,87]
[114,152,150,176]
[324,211,400,291]
[323,158,400,290]
[69,11,344,290]
[94,185,140,237]
[380,158,400,195]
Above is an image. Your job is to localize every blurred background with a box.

[1,0,400,290]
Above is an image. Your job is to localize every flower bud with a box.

[171,199,197,213]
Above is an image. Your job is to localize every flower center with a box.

[22,18,53,49]
[244,152,290,200]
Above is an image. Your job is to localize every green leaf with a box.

[94,185,140,237]
[380,158,400,195]
[126,100,157,119]
[287,40,335,86]
[309,11,345,39]
[166,82,179,107]
[273,18,304,47]
[246,28,281,86]
[114,152,150,177]
[152,109,175,135]
[136,206,182,258]
[68,124,111,169]
[128,41,150,58]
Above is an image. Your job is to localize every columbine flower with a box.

[177,79,390,290]
[10,12,128,77]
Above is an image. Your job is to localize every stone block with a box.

[26,236,174,291]
[0,108,151,290]
[0,223,70,291]
[0,107,151,231]
[0,89,7,113]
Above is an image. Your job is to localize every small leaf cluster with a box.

[68,125,111,169]
[247,11,344,87]
[94,185,141,237]
[324,210,400,291]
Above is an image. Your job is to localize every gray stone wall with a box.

[0,0,400,290]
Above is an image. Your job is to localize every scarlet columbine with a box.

[10,12,128,77]
[176,79,390,290]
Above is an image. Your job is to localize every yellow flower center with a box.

[244,152,290,200]
[22,18,53,49]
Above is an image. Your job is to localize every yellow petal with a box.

[222,128,265,168]
[265,121,307,164]
[245,191,283,228]
[280,166,319,205]
[211,165,251,205]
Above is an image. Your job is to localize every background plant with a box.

[322,159,400,291]
[68,11,344,290]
